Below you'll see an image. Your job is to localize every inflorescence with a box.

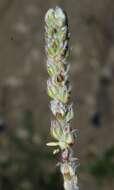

[45,7,79,190]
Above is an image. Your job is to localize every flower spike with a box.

[45,7,79,190]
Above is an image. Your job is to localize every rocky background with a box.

[0,0,114,190]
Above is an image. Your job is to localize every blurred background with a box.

[0,0,114,190]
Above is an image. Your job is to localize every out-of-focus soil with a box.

[0,0,114,190]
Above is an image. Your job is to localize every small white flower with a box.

[45,8,54,23]
[64,176,79,190]
[55,7,66,26]
[50,99,66,117]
